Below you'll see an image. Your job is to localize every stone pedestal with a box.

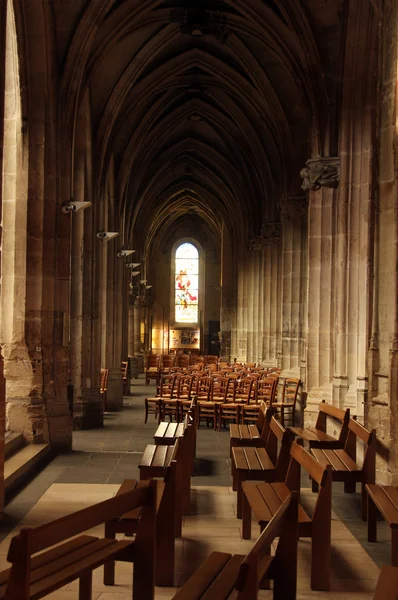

[106,367,124,411]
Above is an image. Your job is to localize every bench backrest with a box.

[257,402,271,433]
[316,401,350,445]
[265,416,294,479]
[6,480,158,598]
[344,418,376,480]
[235,491,298,599]
[373,565,398,599]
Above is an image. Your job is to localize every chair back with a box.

[147,354,160,369]
[235,377,254,403]
[158,374,177,398]
[212,376,229,402]
[162,354,176,369]
[197,376,213,401]
[205,355,219,365]
[176,354,190,369]
[256,377,278,404]
[176,374,194,400]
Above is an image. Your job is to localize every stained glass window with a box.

[175,243,199,323]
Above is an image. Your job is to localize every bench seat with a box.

[0,535,134,599]
[154,421,185,445]
[139,444,175,478]
[367,483,398,566]
[290,426,343,448]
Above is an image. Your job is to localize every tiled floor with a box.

[0,377,392,598]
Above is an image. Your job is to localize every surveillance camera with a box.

[96,231,119,241]
[62,201,92,214]
[62,204,77,214]
[117,249,135,258]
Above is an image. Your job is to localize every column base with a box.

[73,388,103,429]
[106,368,124,411]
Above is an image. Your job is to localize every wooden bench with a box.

[105,454,179,587]
[241,441,332,591]
[291,400,350,449]
[373,565,398,599]
[154,398,198,447]
[171,491,298,600]
[229,403,272,457]
[311,418,376,520]
[367,483,398,566]
[231,416,294,518]
[0,480,158,600]
[140,420,195,515]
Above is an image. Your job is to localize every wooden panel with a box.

[172,552,233,600]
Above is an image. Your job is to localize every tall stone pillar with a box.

[220,224,234,360]
[133,301,141,355]
[279,197,307,375]
[304,164,338,415]
[128,299,134,357]
[70,96,102,429]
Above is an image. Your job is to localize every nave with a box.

[0,376,391,599]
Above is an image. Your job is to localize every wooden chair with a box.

[271,377,301,426]
[177,374,194,419]
[311,418,376,520]
[1,480,158,600]
[242,441,332,591]
[291,400,350,449]
[171,491,299,600]
[373,565,398,599]
[232,416,294,518]
[144,374,177,424]
[240,376,276,426]
[161,353,176,375]
[197,376,217,429]
[100,368,109,412]
[120,360,129,396]
[229,404,272,457]
[205,355,219,366]
[176,353,190,369]
[145,353,161,386]
[218,378,244,430]
[160,374,181,422]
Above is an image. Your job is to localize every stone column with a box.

[70,95,102,429]
[133,300,141,355]
[103,171,123,410]
[305,180,337,414]
[279,197,307,375]
[128,299,134,357]
[220,223,234,360]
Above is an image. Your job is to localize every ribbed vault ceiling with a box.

[58,0,344,248]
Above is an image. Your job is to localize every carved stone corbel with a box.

[278,196,308,222]
[300,157,340,192]
[247,222,281,251]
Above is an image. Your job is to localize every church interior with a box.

[0,0,396,598]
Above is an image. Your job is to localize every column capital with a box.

[247,222,281,251]
[300,156,340,192]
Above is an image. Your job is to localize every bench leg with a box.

[79,572,92,600]
[311,478,319,494]
[361,482,368,521]
[311,528,330,591]
[259,541,271,590]
[392,529,398,567]
[344,481,356,494]
[367,494,377,542]
[242,491,252,540]
[237,473,244,519]
[103,524,116,585]
[232,460,237,491]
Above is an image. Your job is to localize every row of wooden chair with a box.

[145,372,301,430]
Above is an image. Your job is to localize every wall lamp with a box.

[62,200,92,214]
[117,249,135,258]
[131,270,140,277]
[145,285,152,289]
[126,262,140,268]
[140,280,147,284]
[96,232,119,241]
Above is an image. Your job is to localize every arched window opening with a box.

[175,242,199,323]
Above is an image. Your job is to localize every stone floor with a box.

[0,377,392,598]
